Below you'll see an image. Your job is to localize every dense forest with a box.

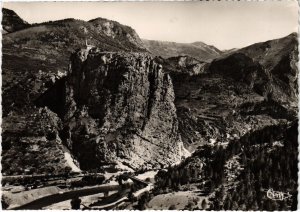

[153,121,298,210]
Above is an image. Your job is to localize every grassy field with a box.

[147,191,208,210]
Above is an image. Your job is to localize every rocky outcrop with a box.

[2,8,297,180]
[235,32,298,107]
[2,8,30,34]
[2,8,184,175]
[160,34,298,151]
[164,55,208,75]
[209,53,271,96]
[2,108,74,175]
[89,18,145,48]
[37,48,186,170]
[2,11,147,117]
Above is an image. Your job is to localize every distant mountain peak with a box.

[287,32,297,37]
[190,41,206,45]
[88,17,144,47]
[143,39,222,62]
[2,8,30,34]
[3,8,146,53]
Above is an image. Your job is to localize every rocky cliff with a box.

[2,8,30,34]
[2,107,74,175]
[2,9,178,175]
[156,55,208,76]
[89,18,145,48]
[2,8,297,179]
[36,48,187,171]
[219,33,298,107]
[159,34,298,151]
[2,11,147,116]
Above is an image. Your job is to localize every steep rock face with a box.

[2,108,76,175]
[159,34,297,151]
[171,71,283,151]
[2,11,147,117]
[209,53,271,96]
[1,8,183,175]
[2,8,30,34]
[232,33,298,107]
[210,33,298,108]
[159,55,208,76]
[89,18,145,47]
[37,49,186,170]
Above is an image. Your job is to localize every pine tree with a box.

[201,199,208,210]
[251,199,258,210]
[231,201,238,210]
[224,197,231,210]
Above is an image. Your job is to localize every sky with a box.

[2,1,298,50]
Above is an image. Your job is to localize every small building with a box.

[85,39,94,51]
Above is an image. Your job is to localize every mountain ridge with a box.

[2,8,30,34]
[142,39,222,62]
[158,32,298,151]
[1,8,298,190]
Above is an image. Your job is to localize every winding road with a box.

[11,183,133,210]
[10,175,150,210]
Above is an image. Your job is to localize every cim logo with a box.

[266,188,292,201]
